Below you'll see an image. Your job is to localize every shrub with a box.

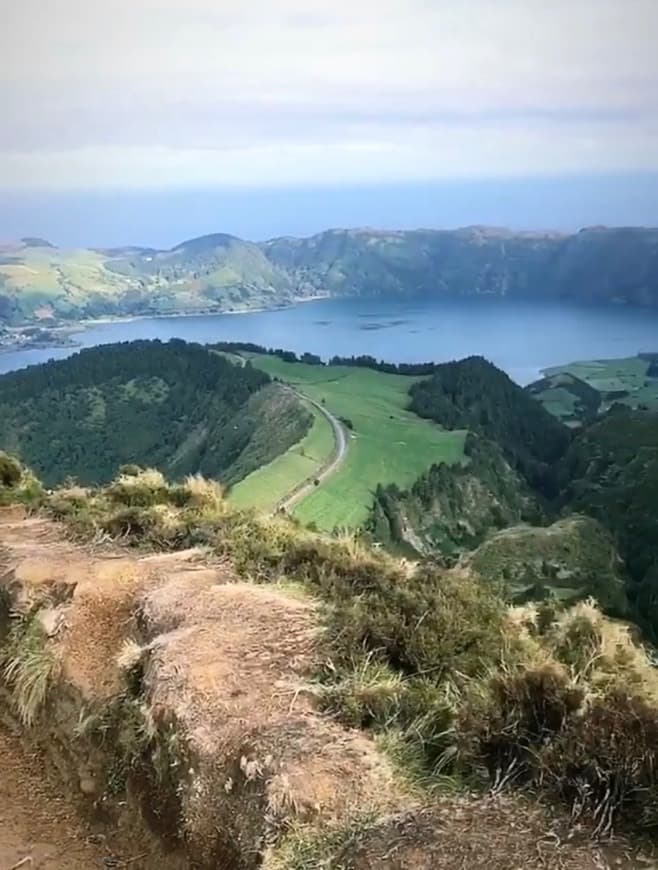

[106,468,170,507]
[460,662,583,788]
[0,451,22,488]
[170,474,226,513]
[319,656,404,729]
[542,689,658,835]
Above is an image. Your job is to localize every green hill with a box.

[529,355,658,425]
[3,225,658,328]
[244,351,467,529]
[408,356,571,491]
[557,408,658,612]
[466,515,628,614]
[0,235,298,326]
[0,340,311,487]
[263,225,658,307]
[367,434,543,558]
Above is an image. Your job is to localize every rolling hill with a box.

[0,339,311,487]
[2,225,658,327]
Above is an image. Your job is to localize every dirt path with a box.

[0,724,119,870]
[276,387,348,513]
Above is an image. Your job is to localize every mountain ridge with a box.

[1,224,658,327]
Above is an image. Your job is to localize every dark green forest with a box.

[0,340,311,487]
[408,355,571,491]
[557,408,658,624]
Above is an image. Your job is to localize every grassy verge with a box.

[229,401,334,512]
[247,355,466,529]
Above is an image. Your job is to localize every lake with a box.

[1,297,657,385]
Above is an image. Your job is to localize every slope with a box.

[557,407,658,626]
[409,355,571,491]
[246,353,466,529]
[0,339,311,487]
[1,464,656,867]
[368,433,543,557]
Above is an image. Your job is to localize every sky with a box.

[2,0,658,245]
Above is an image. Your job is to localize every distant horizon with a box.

[2,173,658,249]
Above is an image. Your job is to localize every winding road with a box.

[275,387,348,514]
[227,352,349,514]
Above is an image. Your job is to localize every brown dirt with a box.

[337,796,657,869]
[2,511,657,870]
[0,722,120,869]
[142,578,400,865]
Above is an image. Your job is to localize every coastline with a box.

[83,293,330,326]
[0,293,332,354]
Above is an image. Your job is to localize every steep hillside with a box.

[2,225,658,328]
[1,465,657,867]
[557,408,658,619]
[0,340,311,487]
[409,355,571,491]
[368,434,542,557]
[466,515,628,613]
[263,225,658,307]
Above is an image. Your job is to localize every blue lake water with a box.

[1,297,657,385]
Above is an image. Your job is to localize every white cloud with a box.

[1,0,657,188]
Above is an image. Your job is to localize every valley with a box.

[1,339,658,868]
[240,352,466,528]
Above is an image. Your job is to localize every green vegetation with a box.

[557,408,658,635]
[0,450,43,507]
[0,340,311,487]
[2,615,59,726]
[531,355,658,425]
[229,400,334,512]
[3,226,658,329]
[247,353,466,529]
[368,434,543,557]
[0,234,303,326]
[264,226,658,308]
[2,457,657,838]
[467,516,628,613]
[409,356,571,492]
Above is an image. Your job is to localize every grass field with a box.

[245,355,466,530]
[229,400,334,512]
[542,356,658,414]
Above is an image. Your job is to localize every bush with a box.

[0,452,22,488]
[460,662,583,788]
[319,656,404,729]
[106,468,170,507]
[542,689,658,835]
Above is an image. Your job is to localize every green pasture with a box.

[246,355,466,530]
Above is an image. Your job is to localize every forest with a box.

[0,339,310,487]
[408,355,572,491]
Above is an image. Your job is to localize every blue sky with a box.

[2,0,657,245]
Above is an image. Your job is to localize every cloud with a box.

[1,0,657,188]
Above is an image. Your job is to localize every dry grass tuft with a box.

[2,616,60,726]
[178,474,226,512]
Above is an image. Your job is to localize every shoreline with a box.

[82,293,330,326]
[0,294,332,354]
